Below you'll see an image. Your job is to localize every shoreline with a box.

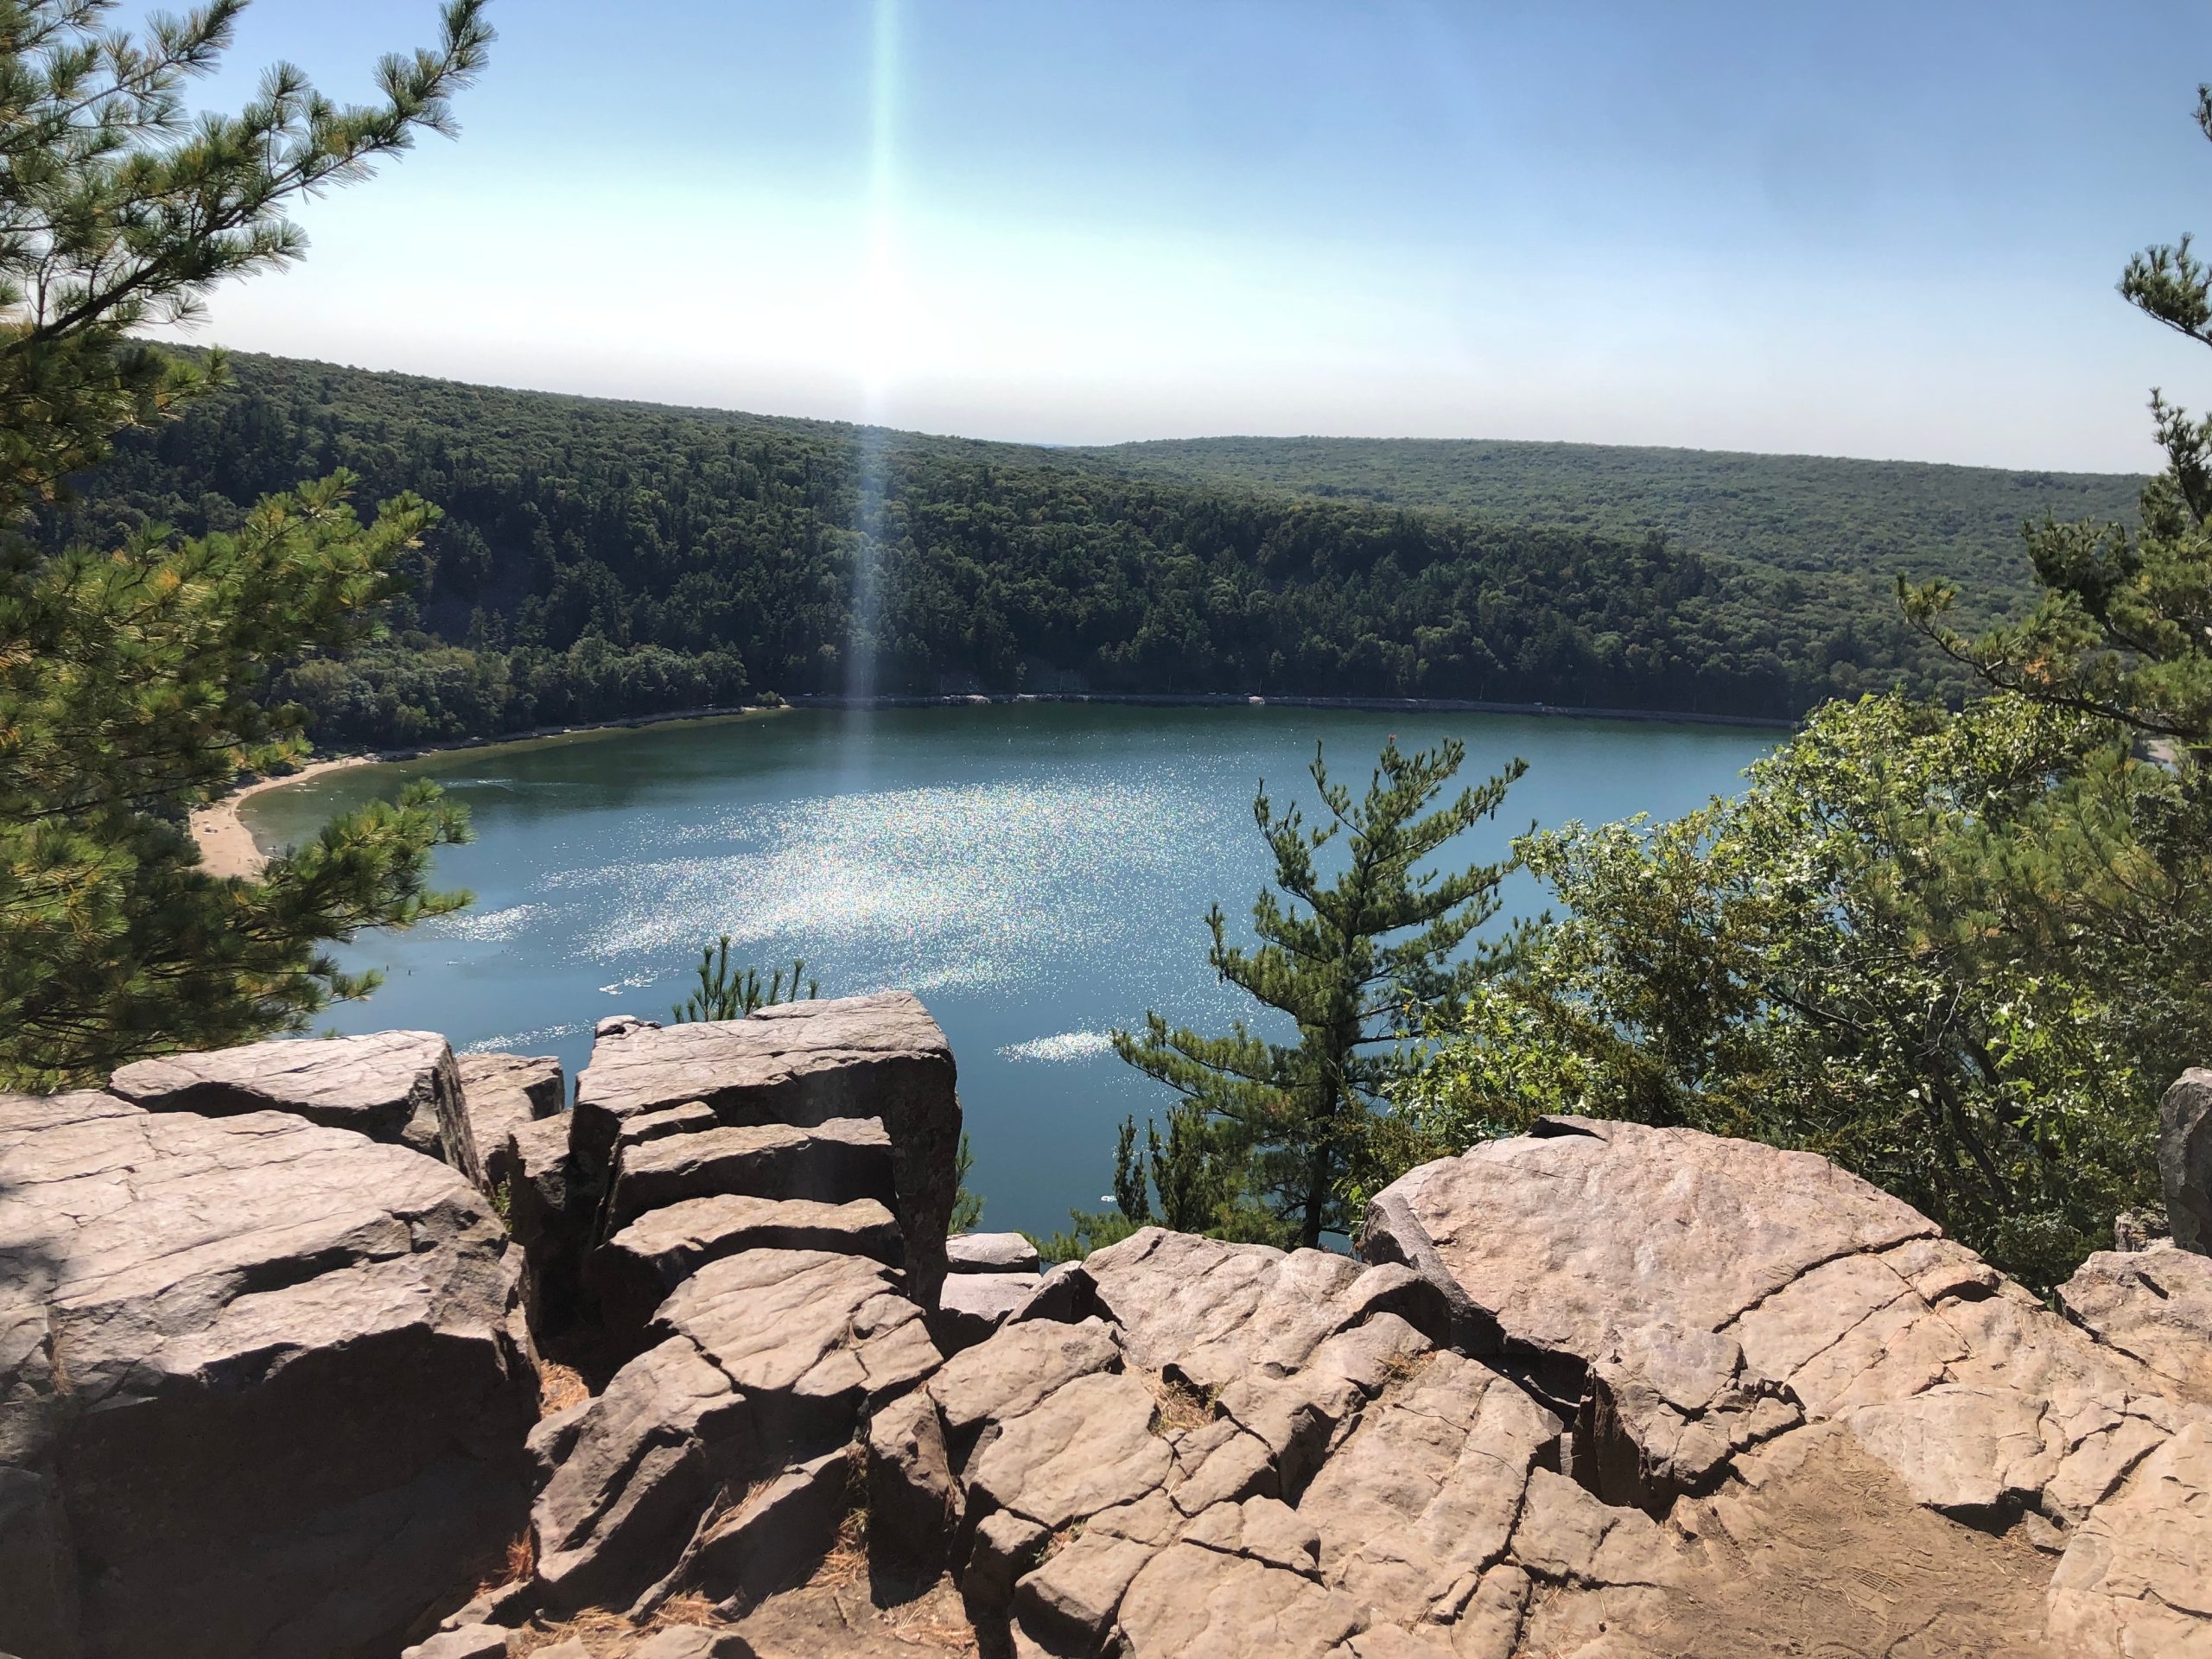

[190,756,377,880]
[195,690,1793,876]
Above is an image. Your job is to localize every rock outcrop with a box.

[1361,1114,2212,1658]
[2059,1246,2212,1407]
[574,995,960,1309]
[0,1089,537,1659]
[457,1052,565,1193]
[109,1029,480,1183]
[11,1009,2212,1659]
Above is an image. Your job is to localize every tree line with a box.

[36,350,1984,747]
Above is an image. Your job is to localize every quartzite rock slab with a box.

[1297,1351,1564,1619]
[573,994,960,1306]
[0,1090,536,1659]
[1071,1226,1450,1393]
[2059,1249,2212,1405]
[2047,1420,2212,1658]
[594,1195,902,1339]
[109,1029,479,1181]
[936,1270,1036,1353]
[948,1231,1041,1274]
[505,1113,589,1332]
[603,1116,894,1231]
[1361,1116,1937,1385]
[531,1337,747,1615]
[655,1248,942,1447]
[455,1052,563,1192]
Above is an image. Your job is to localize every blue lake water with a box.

[244,703,1773,1236]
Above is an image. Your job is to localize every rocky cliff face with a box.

[3,997,2208,1659]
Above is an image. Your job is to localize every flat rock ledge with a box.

[110,1028,482,1185]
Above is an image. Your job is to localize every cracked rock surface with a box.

[0,1090,536,1659]
[15,1014,2212,1659]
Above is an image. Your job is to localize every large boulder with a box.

[456,1052,564,1193]
[947,1231,1040,1274]
[2059,1248,2212,1406]
[601,1116,894,1233]
[531,1248,939,1615]
[1361,1115,2212,1656]
[108,1030,480,1183]
[2162,1069,2212,1254]
[0,1090,537,1659]
[573,995,960,1306]
[592,1195,903,1341]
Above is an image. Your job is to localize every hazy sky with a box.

[156,1,2212,470]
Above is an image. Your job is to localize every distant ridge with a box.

[37,351,2147,748]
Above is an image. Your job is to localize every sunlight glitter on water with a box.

[542,775,1234,996]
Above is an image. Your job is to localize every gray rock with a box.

[573,994,961,1306]
[1356,1110,2212,1659]
[0,1090,535,1659]
[866,1389,959,1580]
[2046,1420,2212,1659]
[926,1316,1122,1469]
[614,1100,720,1150]
[457,1052,563,1193]
[2059,1249,2212,1406]
[1298,1352,1562,1619]
[948,1231,1041,1274]
[1361,1116,1938,1392]
[1115,1541,1363,1659]
[110,1029,479,1182]
[639,1448,850,1613]
[653,1248,942,1449]
[505,1113,589,1332]
[402,1626,511,1658]
[1576,1322,1801,1512]
[1072,1226,1452,1395]
[604,1116,894,1232]
[966,1370,1173,1532]
[935,1270,1036,1354]
[2161,1069,2212,1254]
[593,1195,902,1340]
[531,1336,749,1615]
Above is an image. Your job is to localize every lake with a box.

[243,703,1774,1236]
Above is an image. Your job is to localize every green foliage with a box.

[0,1,490,1089]
[35,349,2051,746]
[1398,693,2187,1288]
[1390,80,2212,1294]
[1114,737,1524,1248]
[1080,434,2140,632]
[1906,87,2212,765]
[671,937,818,1023]
[949,1132,984,1236]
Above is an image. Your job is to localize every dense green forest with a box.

[1080,434,2144,621]
[40,353,2138,747]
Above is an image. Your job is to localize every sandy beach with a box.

[189,756,373,880]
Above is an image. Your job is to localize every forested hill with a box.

[38,353,2136,748]
[1074,435,2145,621]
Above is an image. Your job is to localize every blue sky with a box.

[154,1,2212,469]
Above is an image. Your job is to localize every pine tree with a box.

[1113,737,1525,1248]
[1906,83,2212,759]
[0,2,494,1087]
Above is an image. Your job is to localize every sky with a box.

[140,0,2212,471]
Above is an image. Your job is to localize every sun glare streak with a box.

[842,0,900,742]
